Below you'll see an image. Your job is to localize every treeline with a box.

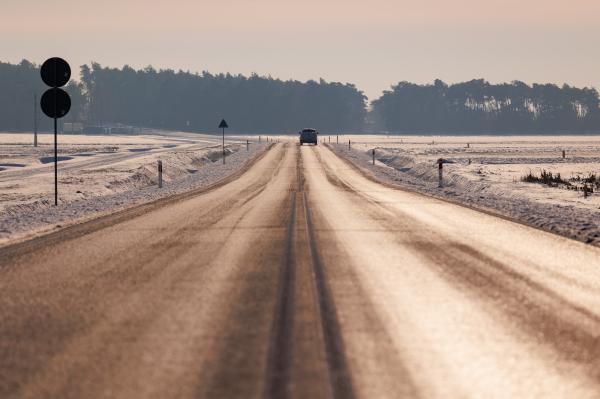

[0,60,84,131]
[0,60,366,133]
[372,79,600,133]
[82,63,367,133]
[1,60,600,134]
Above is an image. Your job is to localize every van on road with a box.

[299,128,318,145]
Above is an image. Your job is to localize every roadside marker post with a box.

[337,134,339,144]
[562,150,566,159]
[40,57,71,206]
[247,140,249,151]
[348,140,351,150]
[437,159,444,188]
[372,149,375,165]
[158,160,163,188]
[219,119,228,164]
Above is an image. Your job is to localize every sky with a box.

[2,0,599,100]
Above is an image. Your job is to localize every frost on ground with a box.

[329,135,600,246]
[0,132,267,246]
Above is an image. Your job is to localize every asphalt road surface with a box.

[2,143,600,399]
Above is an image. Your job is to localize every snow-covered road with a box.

[2,142,600,398]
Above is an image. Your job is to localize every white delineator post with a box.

[438,159,443,188]
[158,160,163,188]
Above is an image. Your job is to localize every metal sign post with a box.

[219,119,229,164]
[40,57,71,206]
[54,117,57,203]
[33,93,38,147]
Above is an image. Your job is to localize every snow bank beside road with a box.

[0,143,269,247]
[329,143,600,247]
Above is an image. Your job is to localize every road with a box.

[2,142,600,398]
[0,140,223,183]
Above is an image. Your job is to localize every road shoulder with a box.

[326,143,600,248]
[0,143,273,250]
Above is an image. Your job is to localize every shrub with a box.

[521,170,571,187]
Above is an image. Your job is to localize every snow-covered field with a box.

[329,135,600,246]
[4,132,599,247]
[0,132,268,246]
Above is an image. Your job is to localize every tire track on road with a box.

[264,192,297,399]
[314,144,600,384]
[304,145,423,397]
[264,145,355,399]
[302,191,356,399]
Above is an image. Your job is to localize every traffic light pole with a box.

[54,116,58,205]
[53,62,57,206]
[40,57,72,207]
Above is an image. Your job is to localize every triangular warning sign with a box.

[219,119,228,128]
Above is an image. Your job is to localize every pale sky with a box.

[2,0,599,100]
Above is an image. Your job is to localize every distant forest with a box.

[0,60,366,134]
[1,60,600,134]
[0,60,84,132]
[372,79,600,134]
